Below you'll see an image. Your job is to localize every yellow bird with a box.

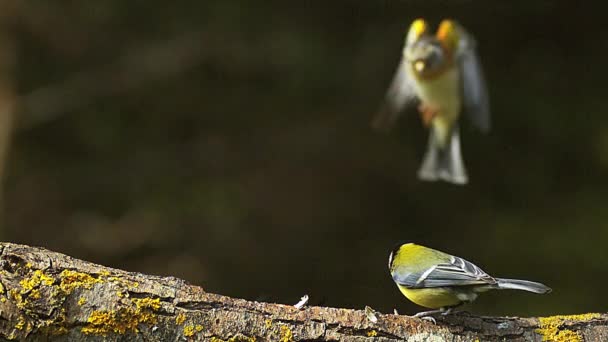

[388,243,551,317]
[373,19,490,185]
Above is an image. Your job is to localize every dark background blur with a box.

[1,1,606,317]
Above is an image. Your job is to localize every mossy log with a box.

[0,242,606,341]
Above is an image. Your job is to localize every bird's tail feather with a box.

[417,125,468,184]
[496,278,552,294]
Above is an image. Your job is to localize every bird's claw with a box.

[411,311,438,324]
[420,316,437,324]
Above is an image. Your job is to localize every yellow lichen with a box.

[50,326,69,336]
[59,270,102,294]
[15,316,26,330]
[0,281,4,294]
[265,318,272,329]
[43,308,70,336]
[108,276,139,289]
[183,324,203,336]
[81,297,161,335]
[210,335,256,342]
[81,308,158,335]
[279,325,293,342]
[184,325,196,337]
[20,269,54,291]
[1,297,6,303]
[367,330,378,337]
[78,297,87,306]
[132,297,161,311]
[11,269,54,308]
[9,289,23,307]
[537,313,601,342]
[175,313,186,325]
[29,289,41,300]
[116,291,124,298]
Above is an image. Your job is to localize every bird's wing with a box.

[371,59,418,131]
[393,256,496,288]
[456,27,490,133]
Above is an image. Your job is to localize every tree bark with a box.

[0,242,605,341]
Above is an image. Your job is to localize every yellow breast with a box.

[412,66,461,117]
[409,66,461,147]
[397,285,462,309]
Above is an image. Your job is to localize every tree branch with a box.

[0,242,604,341]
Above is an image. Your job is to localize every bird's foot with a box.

[420,316,437,324]
[413,309,442,318]
[441,307,453,316]
[411,305,459,323]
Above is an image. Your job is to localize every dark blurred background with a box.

[1,1,606,317]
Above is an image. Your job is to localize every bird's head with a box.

[403,18,459,79]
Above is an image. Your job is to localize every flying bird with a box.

[372,19,490,185]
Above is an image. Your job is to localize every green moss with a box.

[536,313,601,342]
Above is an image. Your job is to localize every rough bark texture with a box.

[0,242,605,341]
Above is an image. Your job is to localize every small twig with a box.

[294,294,309,310]
[365,306,378,323]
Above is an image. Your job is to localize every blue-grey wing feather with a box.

[393,256,496,288]
[457,31,490,133]
[372,60,417,131]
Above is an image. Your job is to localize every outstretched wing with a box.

[371,59,418,131]
[456,26,490,133]
[393,255,496,288]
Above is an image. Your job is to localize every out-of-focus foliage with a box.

[6,1,608,316]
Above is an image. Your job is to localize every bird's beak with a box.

[414,60,426,72]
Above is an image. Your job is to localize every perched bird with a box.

[388,243,551,317]
[372,19,490,185]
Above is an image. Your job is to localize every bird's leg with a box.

[413,309,443,318]
[418,103,438,127]
[440,303,464,316]
[441,307,454,315]
[412,309,441,324]
[412,303,463,323]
